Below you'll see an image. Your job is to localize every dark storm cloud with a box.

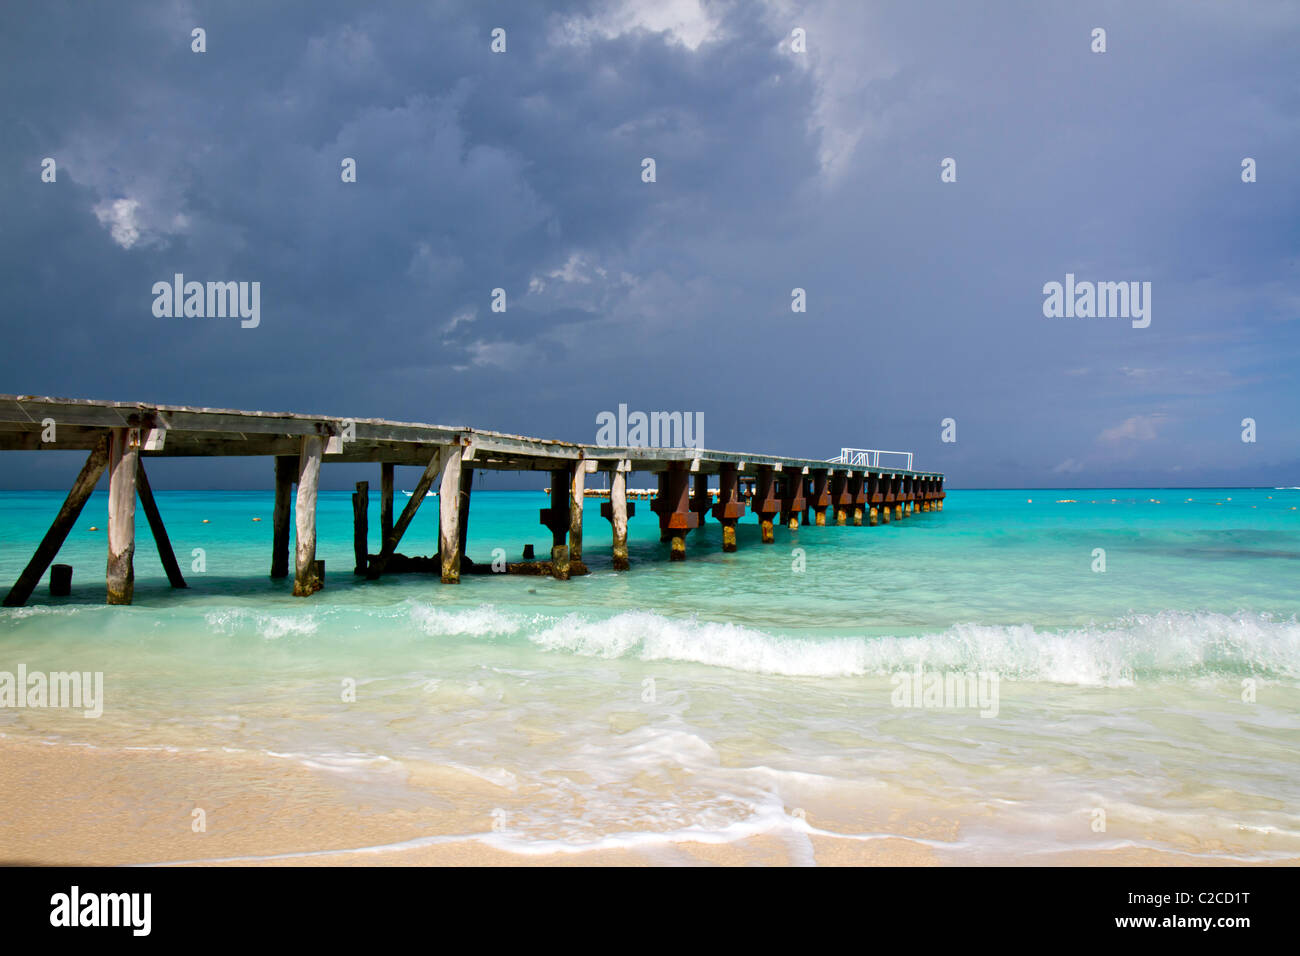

[1,0,1297,489]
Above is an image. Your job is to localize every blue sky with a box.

[2,1,1297,489]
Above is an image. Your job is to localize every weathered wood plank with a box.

[0,394,943,479]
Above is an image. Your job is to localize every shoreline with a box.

[3,736,1293,867]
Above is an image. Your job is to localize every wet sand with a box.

[2,737,1291,867]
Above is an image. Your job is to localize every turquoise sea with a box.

[2,487,1299,861]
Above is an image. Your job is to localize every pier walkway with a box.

[0,395,944,605]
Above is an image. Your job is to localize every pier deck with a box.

[0,395,945,604]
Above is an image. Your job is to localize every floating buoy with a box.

[1027,499,1032,503]
[252,517,261,522]
[202,519,210,523]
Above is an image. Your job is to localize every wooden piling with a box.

[439,443,464,584]
[50,564,72,596]
[136,458,187,589]
[293,436,323,596]
[3,435,109,607]
[271,455,295,578]
[353,480,369,575]
[457,466,473,563]
[569,464,584,563]
[106,427,140,605]
[380,462,394,543]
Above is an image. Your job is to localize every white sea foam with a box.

[204,608,319,640]
[520,608,1300,685]
[409,603,523,637]
[385,603,1300,684]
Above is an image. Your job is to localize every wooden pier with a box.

[0,395,945,606]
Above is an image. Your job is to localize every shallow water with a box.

[2,488,1298,860]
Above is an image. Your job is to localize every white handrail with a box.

[827,447,913,470]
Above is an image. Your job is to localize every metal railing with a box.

[828,447,914,470]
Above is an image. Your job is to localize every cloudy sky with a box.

[3,0,1297,489]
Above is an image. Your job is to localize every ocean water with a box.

[2,487,1298,861]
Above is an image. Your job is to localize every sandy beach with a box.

[3,736,1292,867]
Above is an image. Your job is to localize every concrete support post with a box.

[711,463,745,553]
